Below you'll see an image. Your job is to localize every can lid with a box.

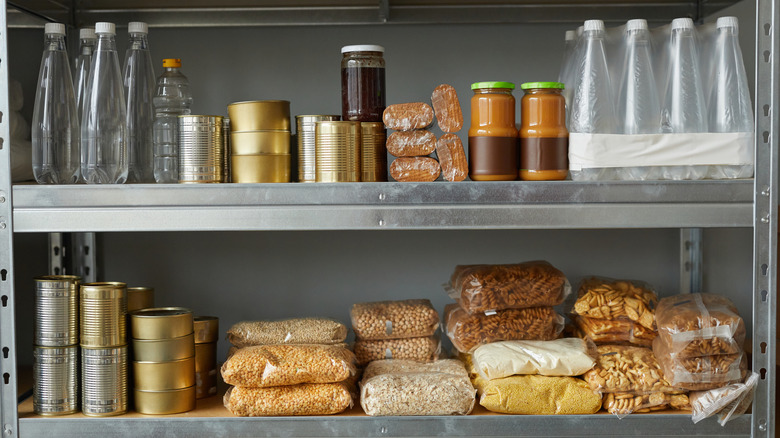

[626,19,648,31]
[717,16,739,29]
[128,22,148,34]
[163,58,182,68]
[583,19,605,32]
[471,81,515,90]
[521,82,564,90]
[79,27,96,40]
[565,30,577,41]
[341,44,385,54]
[95,22,116,35]
[44,23,66,35]
[671,17,695,30]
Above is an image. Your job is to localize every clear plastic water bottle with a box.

[153,58,192,183]
[558,29,578,129]
[617,19,661,180]
[80,22,128,184]
[570,19,617,180]
[32,23,80,184]
[123,22,156,183]
[73,27,96,126]
[707,16,754,179]
[661,18,708,180]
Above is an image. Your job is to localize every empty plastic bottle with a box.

[153,58,192,183]
[73,27,96,126]
[707,16,754,179]
[32,23,80,184]
[80,22,128,184]
[558,29,578,128]
[123,22,156,183]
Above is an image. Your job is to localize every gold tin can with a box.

[223,117,232,183]
[126,287,154,313]
[296,115,340,182]
[231,130,291,155]
[82,346,128,417]
[315,121,361,182]
[129,307,193,340]
[34,275,80,347]
[228,100,291,131]
[194,342,217,372]
[193,316,219,344]
[360,122,388,182]
[195,370,218,399]
[132,333,195,362]
[80,282,127,348]
[178,115,224,184]
[134,386,196,415]
[231,154,291,183]
[133,357,196,390]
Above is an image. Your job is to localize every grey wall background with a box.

[9,0,757,364]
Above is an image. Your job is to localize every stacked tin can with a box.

[315,121,362,182]
[193,316,219,399]
[80,282,128,416]
[178,115,225,184]
[227,100,291,183]
[296,115,340,182]
[360,122,388,182]
[33,275,80,415]
[130,308,195,414]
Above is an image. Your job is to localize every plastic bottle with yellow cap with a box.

[152,58,192,183]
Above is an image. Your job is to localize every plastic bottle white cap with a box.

[79,27,96,40]
[565,30,577,41]
[44,23,65,35]
[128,22,148,34]
[671,18,695,30]
[341,44,384,54]
[583,20,605,32]
[717,16,739,29]
[626,19,648,31]
[95,22,116,35]
[576,25,584,36]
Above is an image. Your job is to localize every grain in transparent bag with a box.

[471,338,597,379]
[479,374,602,415]
[353,335,440,366]
[224,383,353,416]
[227,317,347,348]
[350,299,439,340]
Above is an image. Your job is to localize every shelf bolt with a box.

[761,215,770,224]
[0,222,6,230]
[759,420,767,432]
[380,426,388,434]
[0,197,5,203]
[378,219,385,227]
[3,425,11,436]
[761,187,771,196]
[378,193,386,201]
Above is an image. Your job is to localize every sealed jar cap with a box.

[521,82,565,90]
[341,44,385,53]
[717,16,739,29]
[626,19,648,31]
[128,22,148,34]
[471,81,515,90]
[79,27,96,40]
[163,58,182,68]
[44,23,66,35]
[671,17,695,30]
[583,19,605,32]
[95,22,116,35]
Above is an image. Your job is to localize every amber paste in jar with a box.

[519,82,568,181]
[468,82,518,181]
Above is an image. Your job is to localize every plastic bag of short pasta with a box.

[690,372,758,424]
[224,383,353,416]
[227,318,347,348]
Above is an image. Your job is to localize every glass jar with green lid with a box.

[468,81,518,181]
[519,82,568,181]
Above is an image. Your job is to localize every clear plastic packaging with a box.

[471,338,596,379]
[227,318,347,348]
[447,261,571,314]
[32,23,80,184]
[690,372,758,424]
[153,58,192,183]
[573,315,657,347]
[385,130,436,157]
[654,337,746,390]
[572,277,657,329]
[431,84,463,133]
[74,27,96,127]
[360,359,475,416]
[584,345,678,394]
[617,19,661,136]
[389,156,441,182]
[654,293,745,357]
[350,299,439,340]
[603,391,690,417]
[220,344,357,387]
[353,335,440,366]
[570,19,617,134]
[445,304,564,353]
[224,383,353,416]
[382,102,434,131]
[479,375,601,415]
[122,22,156,183]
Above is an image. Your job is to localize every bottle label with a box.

[520,137,569,171]
[468,136,518,177]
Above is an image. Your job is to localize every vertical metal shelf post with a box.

[0,1,17,437]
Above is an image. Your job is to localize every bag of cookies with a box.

[603,391,690,417]
[471,338,596,379]
[479,375,602,415]
[227,318,348,348]
[690,372,758,424]
[224,383,353,416]
[654,337,746,390]
[583,345,681,394]
[353,335,440,366]
[351,299,439,340]
[572,277,657,329]
[448,261,571,314]
[573,315,657,347]
[655,293,745,357]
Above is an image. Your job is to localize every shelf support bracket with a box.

[378,0,389,23]
[49,233,97,282]
[679,228,703,294]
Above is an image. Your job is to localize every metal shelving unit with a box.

[0,0,775,437]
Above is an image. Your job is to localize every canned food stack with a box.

[227,100,291,183]
[178,115,224,184]
[296,115,340,182]
[33,275,80,415]
[130,307,195,414]
[193,316,219,399]
[359,121,387,182]
[80,282,128,416]
[384,103,440,182]
[222,317,356,416]
[351,299,441,367]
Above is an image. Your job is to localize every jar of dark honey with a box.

[468,82,518,181]
[341,45,386,122]
[519,82,569,181]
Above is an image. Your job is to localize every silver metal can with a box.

[34,275,80,347]
[33,346,79,415]
[296,115,340,182]
[81,346,128,416]
[178,115,224,184]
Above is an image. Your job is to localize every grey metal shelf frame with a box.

[0,0,776,437]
